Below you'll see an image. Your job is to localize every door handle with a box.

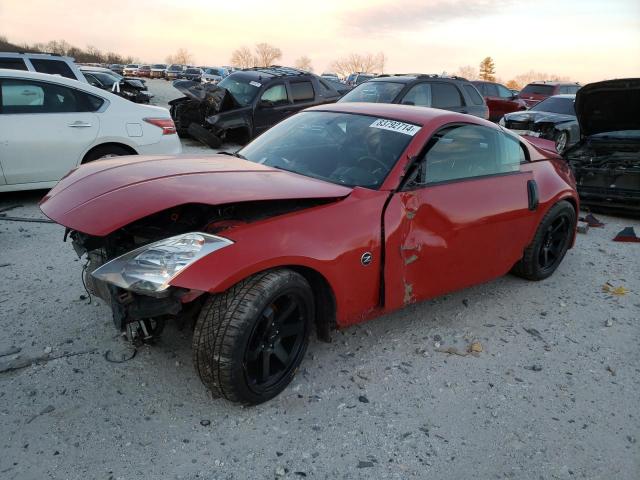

[527,179,539,211]
[68,121,92,128]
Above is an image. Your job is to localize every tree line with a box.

[1,35,572,87]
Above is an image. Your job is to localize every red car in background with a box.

[518,81,581,108]
[472,80,527,121]
[136,65,151,78]
[41,103,578,405]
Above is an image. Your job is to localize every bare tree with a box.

[166,48,194,65]
[229,46,255,69]
[455,65,479,80]
[513,70,570,86]
[294,55,313,72]
[254,43,282,67]
[330,52,386,77]
[479,57,496,81]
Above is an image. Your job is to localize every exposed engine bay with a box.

[69,199,333,339]
[565,139,640,212]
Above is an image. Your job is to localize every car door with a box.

[496,83,520,116]
[482,83,503,120]
[0,77,100,185]
[252,83,292,136]
[383,123,538,309]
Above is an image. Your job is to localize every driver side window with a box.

[410,124,524,186]
[260,84,288,105]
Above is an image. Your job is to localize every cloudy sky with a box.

[1,0,638,82]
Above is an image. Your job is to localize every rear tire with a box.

[188,123,222,148]
[192,269,313,405]
[83,145,133,163]
[512,200,576,280]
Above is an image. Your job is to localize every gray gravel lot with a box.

[0,80,639,480]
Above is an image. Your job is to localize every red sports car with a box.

[41,103,579,404]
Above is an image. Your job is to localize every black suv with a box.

[170,66,343,147]
[338,74,488,119]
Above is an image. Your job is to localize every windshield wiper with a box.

[218,151,247,160]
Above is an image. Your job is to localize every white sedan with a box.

[0,69,181,192]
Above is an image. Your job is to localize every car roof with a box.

[234,66,310,80]
[0,68,121,98]
[368,74,467,84]
[527,81,579,86]
[306,101,490,127]
[544,94,576,99]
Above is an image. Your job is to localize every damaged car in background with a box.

[169,66,343,147]
[500,94,578,153]
[563,78,640,213]
[81,67,153,104]
[41,103,578,404]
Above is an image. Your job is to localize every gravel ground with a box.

[0,80,639,480]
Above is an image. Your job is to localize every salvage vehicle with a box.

[500,94,578,153]
[182,68,203,82]
[339,74,489,120]
[169,66,343,147]
[518,81,581,108]
[166,64,184,80]
[563,78,640,213]
[0,70,181,192]
[471,80,527,121]
[81,67,153,104]
[0,51,87,82]
[40,102,579,404]
[123,64,139,76]
[346,72,375,86]
[150,64,167,78]
[137,65,152,78]
[109,64,125,75]
[201,67,228,84]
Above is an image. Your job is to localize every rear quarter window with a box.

[0,58,28,71]
[290,81,314,102]
[431,82,463,108]
[30,59,76,80]
[463,84,484,105]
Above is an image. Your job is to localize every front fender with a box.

[169,188,390,327]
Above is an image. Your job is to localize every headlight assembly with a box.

[91,233,233,295]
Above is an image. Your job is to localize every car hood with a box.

[505,110,575,125]
[40,155,352,236]
[575,78,640,137]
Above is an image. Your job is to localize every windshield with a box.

[521,84,554,95]
[89,71,118,87]
[339,81,404,104]
[152,64,166,69]
[186,68,200,74]
[238,111,418,189]
[126,64,138,68]
[217,76,260,106]
[530,96,575,116]
[168,65,182,71]
[205,68,222,75]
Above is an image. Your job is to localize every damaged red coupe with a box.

[41,103,579,404]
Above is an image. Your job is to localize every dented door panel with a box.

[384,172,535,310]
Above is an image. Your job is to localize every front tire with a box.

[512,200,576,280]
[192,269,313,405]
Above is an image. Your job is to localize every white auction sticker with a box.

[370,119,421,136]
[249,81,262,87]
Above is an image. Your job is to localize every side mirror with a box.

[258,99,274,108]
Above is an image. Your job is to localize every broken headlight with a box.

[91,233,233,294]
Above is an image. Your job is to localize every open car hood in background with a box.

[575,78,640,137]
[40,155,352,236]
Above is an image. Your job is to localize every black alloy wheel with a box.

[192,269,313,405]
[243,293,308,392]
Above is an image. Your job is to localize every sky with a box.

[1,0,638,82]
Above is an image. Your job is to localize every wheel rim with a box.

[243,292,307,392]
[538,214,571,271]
